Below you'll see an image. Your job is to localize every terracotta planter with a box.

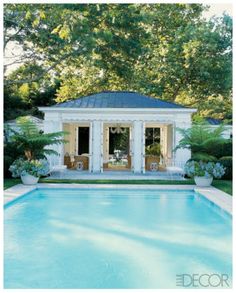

[21,174,39,185]
[194,176,213,187]
[145,156,160,171]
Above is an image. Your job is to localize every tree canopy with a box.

[4,4,232,121]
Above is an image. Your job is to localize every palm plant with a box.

[174,123,228,162]
[10,116,68,161]
[145,143,162,157]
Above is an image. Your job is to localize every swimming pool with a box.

[4,188,232,288]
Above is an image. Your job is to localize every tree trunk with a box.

[24,150,32,161]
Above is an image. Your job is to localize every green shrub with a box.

[210,139,232,159]
[11,116,67,160]
[219,156,232,180]
[4,141,23,178]
[4,154,14,178]
[175,123,229,162]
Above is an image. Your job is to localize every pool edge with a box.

[4,183,232,215]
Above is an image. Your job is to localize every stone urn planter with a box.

[194,176,213,187]
[21,174,39,185]
[9,159,49,186]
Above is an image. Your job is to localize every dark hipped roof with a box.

[52,91,185,109]
[205,117,223,125]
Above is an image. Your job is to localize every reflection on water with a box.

[4,188,232,289]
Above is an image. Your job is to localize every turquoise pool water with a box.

[4,188,232,288]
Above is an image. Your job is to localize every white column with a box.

[160,127,164,164]
[161,125,168,163]
[91,120,103,173]
[103,126,109,163]
[166,124,173,164]
[174,121,191,167]
[100,124,104,173]
[129,126,133,170]
[44,118,63,167]
[141,122,146,173]
[89,121,93,172]
[133,120,143,173]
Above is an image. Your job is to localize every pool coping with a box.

[4,183,232,214]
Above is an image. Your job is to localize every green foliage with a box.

[219,156,232,180]
[175,123,229,162]
[4,179,21,190]
[4,125,23,178]
[209,139,232,159]
[212,180,232,195]
[3,178,232,195]
[9,116,68,160]
[4,64,60,120]
[4,147,22,178]
[9,158,50,178]
[4,4,232,121]
[191,153,217,162]
[145,143,161,156]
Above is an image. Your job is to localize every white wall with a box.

[43,113,63,167]
[208,125,232,139]
[63,123,71,154]
[174,114,192,167]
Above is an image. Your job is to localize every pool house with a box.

[39,91,196,173]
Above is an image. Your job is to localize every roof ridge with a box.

[52,91,186,109]
[101,90,136,93]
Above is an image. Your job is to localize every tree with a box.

[173,14,232,117]
[4,64,60,120]
[4,4,232,121]
[4,4,147,85]
[9,116,68,160]
[54,4,208,102]
[174,123,231,162]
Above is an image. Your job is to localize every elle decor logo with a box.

[176,273,230,288]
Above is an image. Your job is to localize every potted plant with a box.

[6,116,68,184]
[145,143,163,170]
[184,160,225,187]
[9,158,50,185]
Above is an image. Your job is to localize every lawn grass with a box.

[4,178,21,190]
[212,180,232,196]
[4,177,232,195]
[40,178,196,185]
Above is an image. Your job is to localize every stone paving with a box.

[47,169,185,180]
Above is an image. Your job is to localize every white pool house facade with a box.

[39,91,196,174]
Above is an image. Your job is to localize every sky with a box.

[4,3,233,75]
[202,3,233,19]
